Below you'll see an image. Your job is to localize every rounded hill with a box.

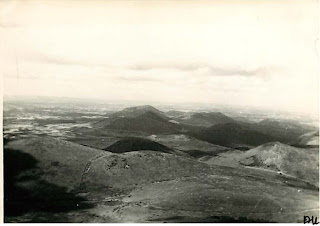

[104,137,173,154]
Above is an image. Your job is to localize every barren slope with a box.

[293,131,319,147]
[205,142,319,186]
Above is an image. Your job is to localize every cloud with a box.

[25,53,93,67]
[0,23,23,28]
[206,66,277,78]
[128,63,202,72]
[114,75,162,82]
[4,74,45,80]
[127,62,280,78]
[29,54,279,79]
[5,44,281,84]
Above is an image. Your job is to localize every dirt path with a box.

[79,152,109,190]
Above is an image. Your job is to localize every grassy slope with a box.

[4,137,105,191]
[87,151,318,223]
[4,137,319,223]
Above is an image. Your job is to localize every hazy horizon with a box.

[1,0,319,118]
[3,94,319,121]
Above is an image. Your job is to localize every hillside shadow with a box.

[4,148,93,222]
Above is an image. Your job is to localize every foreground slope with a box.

[4,137,104,189]
[4,137,105,220]
[84,150,318,223]
[4,137,319,223]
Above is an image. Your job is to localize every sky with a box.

[0,0,319,117]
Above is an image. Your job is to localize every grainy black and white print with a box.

[1,0,319,223]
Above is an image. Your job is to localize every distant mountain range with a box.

[93,106,202,134]
[90,105,316,149]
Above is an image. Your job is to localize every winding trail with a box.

[79,152,109,190]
